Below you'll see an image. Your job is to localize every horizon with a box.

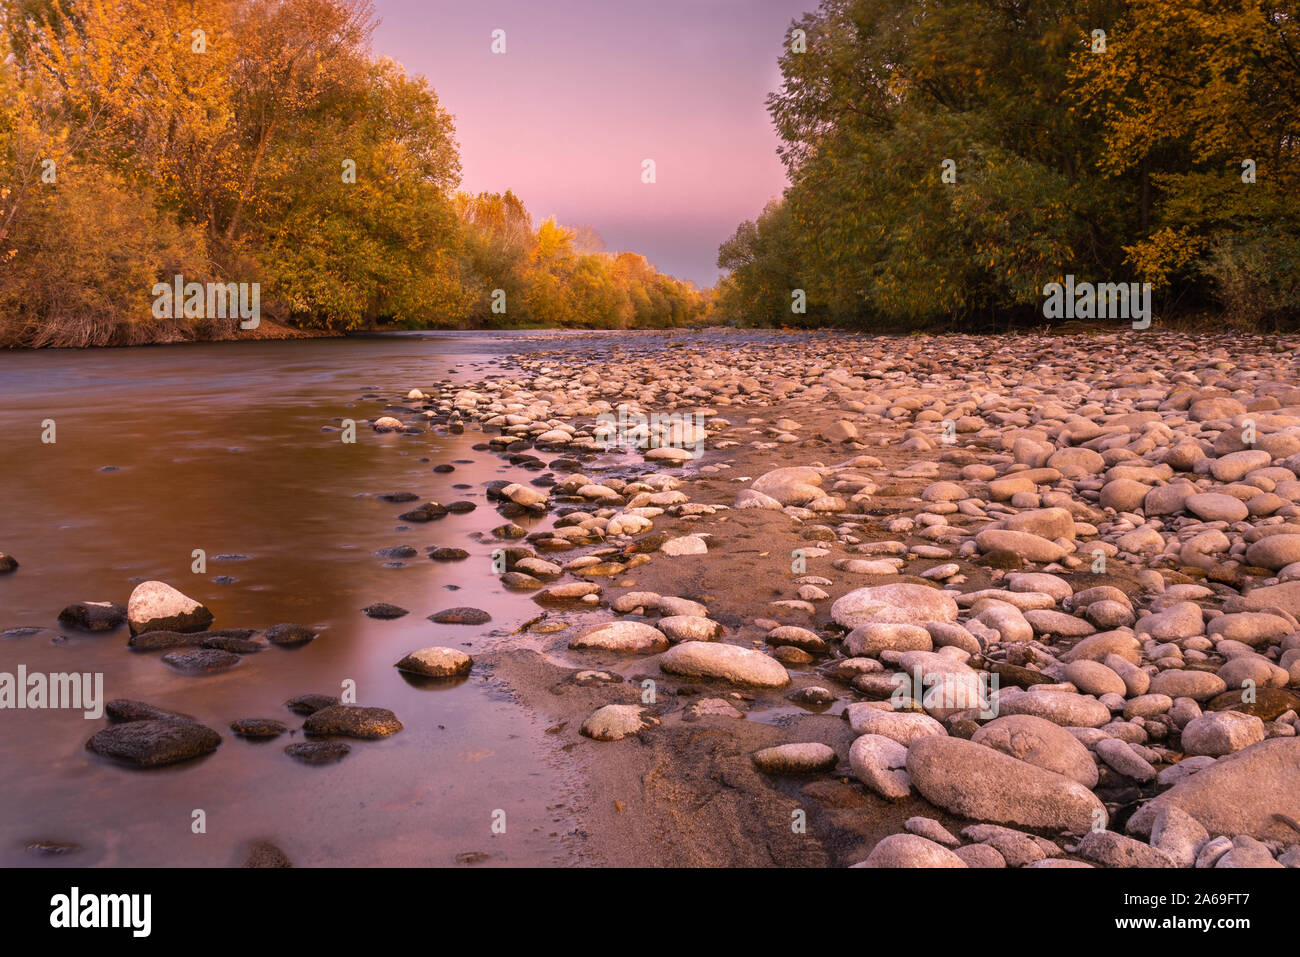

[371,0,806,287]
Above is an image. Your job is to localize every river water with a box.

[0,332,629,867]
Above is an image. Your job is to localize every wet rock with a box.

[285,741,350,764]
[128,630,208,651]
[363,603,409,620]
[57,601,127,632]
[302,705,402,739]
[265,623,318,647]
[570,621,669,654]
[86,719,221,767]
[243,840,292,867]
[161,648,241,674]
[398,502,449,522]
[230,718,288,738]
[105,699,195,723]
[428,607,491,625]
[284,693,339,715]
[127,581,213,635]
[394,647,473,678]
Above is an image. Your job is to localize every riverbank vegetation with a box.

[0,0,707,348]
[716,0,1300,331]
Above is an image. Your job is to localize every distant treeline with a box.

[0,0,708,348]
[716,0,1300,331]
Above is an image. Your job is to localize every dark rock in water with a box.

[265,623,318,647]
[492,523,527,539]
[497,502,529,520]
[285,741,350,764]
[303,705,402,739]
[364,603,409,620]
[105,699,195,723]
[243,840,292,867]
[433,463,455,473]
[212,554,250,562]
[2,626,45,639]
[378,492,419,503]
[1208,687,1300,721]
[129,630,208,651]
[446,501,477,513]
[375,545,418,559]
[25,840,81,857]
[284,693,339,715]
[428,606,491,625]
[200,635,266,653]
[0,553,18,574]
[549,458,582,472]
[212,575,238,585]
[430,547,470,562]
[204,628,257,640]
[788,687,836,707]
[398,502,448,522]
[230,718,288,738]
[99,465,119,472]
[57,601,127,632]
[484,480,512,500]
[86,719,221,767]
[162,648,241,674]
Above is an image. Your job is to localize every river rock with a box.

[856,834,967,868]
[57,601,127,632]
[86,719,221,767]
[1180,711,1266,756]
[302,705,402,739]
[580,704,659,741]
[394,647,473,678]
[1126,738,1300,841]
[906,736,1106,833]
[971,714,1098,787]
[127,581,213,635]
[752,742,837,774]
[570,621,669,653]
[848,734,911,799]
[659,641,790,688]
[830,583,959,629]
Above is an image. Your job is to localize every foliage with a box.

[0,0,707,347]
[720,0,1300,329]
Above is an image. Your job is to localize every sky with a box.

[370,0,810,287]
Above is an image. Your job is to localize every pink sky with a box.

[371,0,808,286]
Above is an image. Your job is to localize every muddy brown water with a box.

[0,332,656,867]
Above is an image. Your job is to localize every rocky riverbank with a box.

[8,329,1300,867]
[411,330,1300,867]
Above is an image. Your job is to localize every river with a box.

[0,331,637,867]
